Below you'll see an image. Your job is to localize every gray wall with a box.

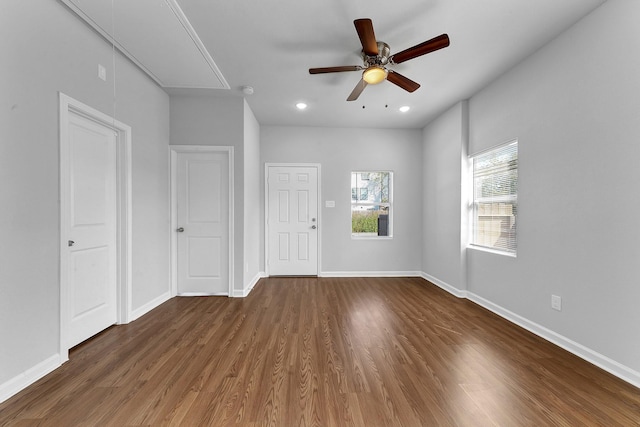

[422,101,468,292]
[468,0,640,374]
[260,126,423,274]
[243,100,261,289]
[1,1,170,386]
[423,0,640,378]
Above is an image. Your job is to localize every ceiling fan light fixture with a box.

[308,18,450,101]
[362,66,387,85]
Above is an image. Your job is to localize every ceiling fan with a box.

[309,19,450,101]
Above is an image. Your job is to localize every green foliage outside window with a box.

[352,210,381,233]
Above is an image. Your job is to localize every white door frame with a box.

[264,163,321,276]
[59,93,132,362]
[170,145,234,297]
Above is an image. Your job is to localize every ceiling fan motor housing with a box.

[362,42,391,67]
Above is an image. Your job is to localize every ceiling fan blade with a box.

[386,71,420,93]
[309,66,362,74]
[391,34,450,64]
[354,19,378,56]
[347,79,368,101]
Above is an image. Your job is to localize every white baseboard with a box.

[177,292,228,296]
[420,272,640,389]
[420,272,468,298]
[233,272,266,297]
[0,353,62,404]
[1,290,171,404]
[128,290,172,323]
[466,291,640,389]
[320,270,422,278]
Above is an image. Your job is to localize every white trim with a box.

[129,291,172,323]
[59,93,133,363]
[420,271,640,389]
[58,0,162,86]
[164,0,230,89]
[58,0,229,90]
[169,145,234,297]
[467,244,517,258]
[420,272,468,298]
[350,235,394,240]
[179,292,228,297]
[321,271,422,278]
[468,138,518,158]
[467,291,640,389]
[233,272,266,297]
[0,354,62,404]
[264,163,322,277]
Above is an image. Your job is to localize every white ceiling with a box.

[63,0,607,129]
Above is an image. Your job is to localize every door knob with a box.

[68,240,75,247]
[177,227,185,232]
[311,225,317,229]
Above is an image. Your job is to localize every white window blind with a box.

[472,141,518,253]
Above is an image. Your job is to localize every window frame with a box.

[469,140,518,256]
[350,170,393,239]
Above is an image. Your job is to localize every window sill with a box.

[467,244,517,258]
[351,234,393,240]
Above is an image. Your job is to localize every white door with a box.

[176,151,230,295]
[65,111,117,348]
[267,165,319,275]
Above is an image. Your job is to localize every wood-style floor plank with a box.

[1,277,639,426]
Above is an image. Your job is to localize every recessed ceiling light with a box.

[296,102,308,110]
[399,106,410,113]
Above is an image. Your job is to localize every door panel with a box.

[298,234,309,260]
[66,112,117,348]
[177,152,229,295]
[187,236,221,277]
[72,248,109,314]
[268,166,318,275]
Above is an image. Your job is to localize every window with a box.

[471,141,517,254]
[351,171,392,237]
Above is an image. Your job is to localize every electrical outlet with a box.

[551,295,562,311]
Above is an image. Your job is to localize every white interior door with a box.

[65,111,117,348]
[267,165,319,276]
[176,151,230,295]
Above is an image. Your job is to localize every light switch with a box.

[98,64,107,81]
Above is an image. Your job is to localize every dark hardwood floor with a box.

[1,277,639,426]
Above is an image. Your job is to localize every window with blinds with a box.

[471,141,518,254]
